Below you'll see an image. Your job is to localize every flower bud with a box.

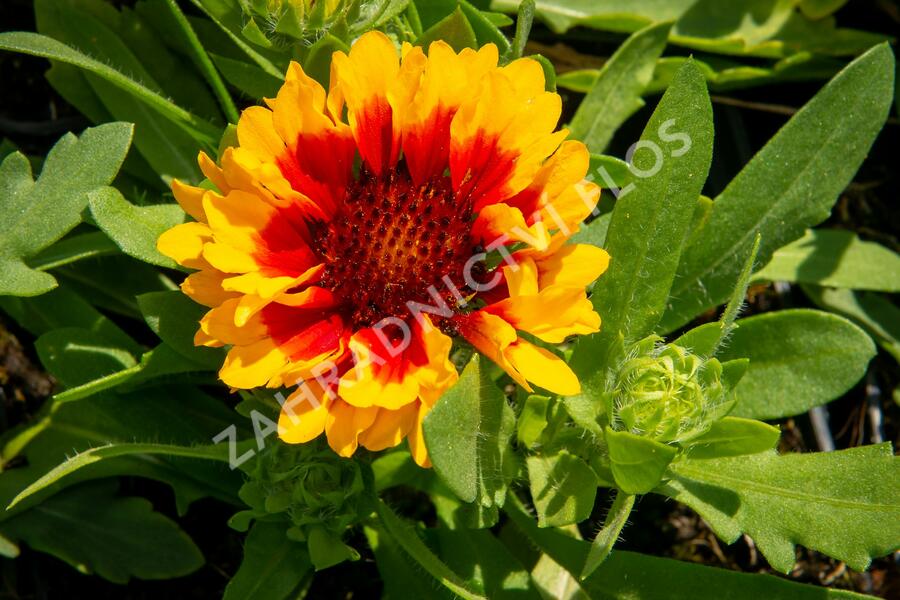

[607,336,730,443]
[239,0,351,45]
[237,439,370,535]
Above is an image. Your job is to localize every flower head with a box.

[158,32,609,466]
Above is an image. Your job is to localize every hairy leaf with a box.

[662,44,895,331]
[754,229,900,292]
[424,356,516,508]
[568,21,672,153]
[665,444,900,572]
[721,309,876,420]
[0,123,133,296]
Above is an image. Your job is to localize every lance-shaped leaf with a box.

[664,444,900,573]
[570,60,713,404]
[8,441,244,509]
[681,417,780,460]
[568,21,672,153]
[0,32,219,142]
[0,123,133,297]
[662,43,896,331]
[423,356,516,508]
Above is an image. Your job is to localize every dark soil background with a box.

[1,0,898,598]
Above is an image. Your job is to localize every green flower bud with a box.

[235,439,370,536]
[607,336,731,443]
[237,0,351,45]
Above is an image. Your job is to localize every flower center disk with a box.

[314,166,478,330]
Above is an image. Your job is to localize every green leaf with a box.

[33,0,207,181]
[0,32,219,143]
[505,495,865,600]
[138,290,223,368]
[605,428,677,495]
[435,527,541,600]
[568,21,672,153]
[720,309,876,420]
[0,287,140,354]
[8,441,240,510]
[374,499,487,600]
[435,526,541,598]
[504,502,869,600]
[211,53,282,99]
[517,394,550,447]
[89,187,186,268]
[55,254,176,318]
[300,33,350,87]
[527,451,598,527]
[224,522,311,600]
[662,43,896,331]
[35,327,136,388]
[417,6,478,52]
[509,0,535,60]
[491,0,693,35]
[799,0,849,19]
[423,356,516,507]
[567,213,610,250]
[672,234,761,358]
[665,444,900,573]
[459,1,512,56]
[0,533,19,559]
[366,524,452,600]
[25,232,119,272]
[682,417,780,459]
[586,60,712,341]
[581,490,634,579]
[187,0,284,79]
[162,0,239,123]
[307,525,358,570]
[51,363,145,404]
[804,286,900,363]
[754,229,900,292]
[0,481,203,583]
[569,60,713,399]
[0,123,133,297]
[0,385,242,521]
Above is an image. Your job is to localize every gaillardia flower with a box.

[158,32,609,466]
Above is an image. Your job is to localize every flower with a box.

[158,32,610,466]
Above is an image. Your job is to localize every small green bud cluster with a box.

[238,0,350,45]
[607,336,731,443]
[233,439,371,539]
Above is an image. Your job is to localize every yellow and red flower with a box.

[158,32,609,466]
